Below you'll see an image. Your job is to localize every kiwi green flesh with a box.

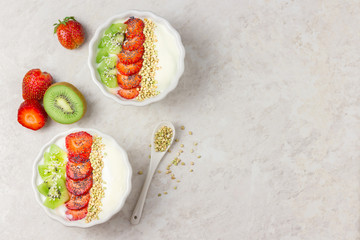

[43,179,69,209]
[97,57,118,88]
[98,36,111,48]
[109,23,127,33]
[38,164,65,181]
[104,24,127,36]
[100,74,118,88]
[96,48,109,63]
[37,182,50,196]
[44,144,67,165]
[44,84,86,124]
[108,44,121,54]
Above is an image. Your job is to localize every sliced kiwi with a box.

[113,32,125,43]
[43,82,86,124]
[97,56,118,88]
[38,144,68,209]
[98,36,111,48]
[108,44,122,54]
[38,164,65,181]
[43,179,69,209]
[110,23,127,33]
[96,48,109,63]
[98,55,117,71]
[104,23,127,36]
[44,144,67,165]
[98,33,123,54]
[49,144,67,162]
[100,74,118,88]
[37,182,50,196]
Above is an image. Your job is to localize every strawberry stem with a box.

[53,16,77,34]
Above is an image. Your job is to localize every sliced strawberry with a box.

[65,192,90,210]
[117,73,142,89]
[118,87,140,99]
[68,153,89,163]
[65,131,93,155]
[123,33,145,51]
[118,46,144,64]
[17,100,47,131]
[66,160,92,180]
[66,207,88,221]
[116,59,143,76]
[125,17,144,38]
[66,173,93,196]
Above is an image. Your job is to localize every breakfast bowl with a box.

[32,128,132,228]
[88,10,185,106]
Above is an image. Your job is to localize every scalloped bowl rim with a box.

[88,10,185,106]
[31,128,132,228]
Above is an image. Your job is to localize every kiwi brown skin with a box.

[44,82,87,124]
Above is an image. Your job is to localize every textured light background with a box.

[1,0,360,239]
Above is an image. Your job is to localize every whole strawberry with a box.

[22,69,52,100]
[54,16,85,50]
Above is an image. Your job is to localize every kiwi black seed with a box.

[43,82,87,124]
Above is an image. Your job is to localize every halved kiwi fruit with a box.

[43,82,86,124]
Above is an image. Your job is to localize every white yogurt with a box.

[154,21,180,92]
[36,132,130,223]
[103,18,181,97]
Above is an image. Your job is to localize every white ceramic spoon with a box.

[130,121,175,224]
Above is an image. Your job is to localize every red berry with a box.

[17,100,47,131]
[66,207,88,221]
[68,153,89,163]
[65,192,90,210]
[117,73,141,89]
[54,16,85,50]
[66,160,92,180]
[123,33,145,51]
[118,87,140,100]
[66,173,93,196]
[116,59,143,76]
[118,46,144,64]
[65,131,93,156]
[22,69,52,100]
[125,17,144,38]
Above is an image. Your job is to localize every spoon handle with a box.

[130,160,159,224]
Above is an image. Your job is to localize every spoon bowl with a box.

[130,121,175,224]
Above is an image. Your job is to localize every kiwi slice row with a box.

[37,144,69,209]
[43,82,86,124]
[96,23,127,88]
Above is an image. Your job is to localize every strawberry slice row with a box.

[64,131,93,221]
[116,17,146,99]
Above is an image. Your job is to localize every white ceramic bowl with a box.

[32,128,132,228]
[88,10,185,106]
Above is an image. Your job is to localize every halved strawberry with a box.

[118,46,144,64]
[66,207,88,221]
[122,33,145,51]
[117,73,142,89]
[65,131,93,155]
[118,87,140,99]
[68,153,89,163]
[65,192,90,210]
[66,173,93,196]
[66,160,92,180]
[17,100,47,131]
[116,59,143,76]
[125,17,144,38]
